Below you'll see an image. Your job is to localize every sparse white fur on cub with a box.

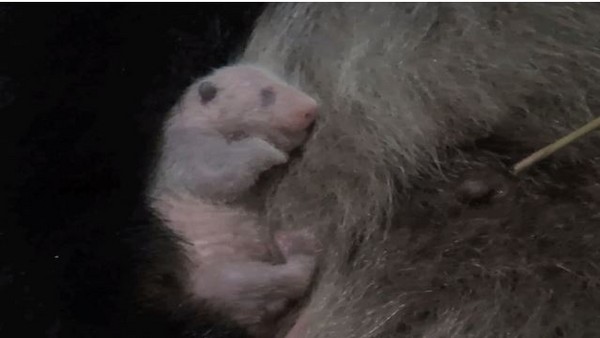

[149,64,318,336]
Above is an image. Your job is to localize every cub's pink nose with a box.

[286,97,318,131]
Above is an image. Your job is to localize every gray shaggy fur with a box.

[239,3,600,337]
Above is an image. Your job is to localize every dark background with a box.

[0,4,264,337]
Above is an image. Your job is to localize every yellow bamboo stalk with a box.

[512,116,600,175]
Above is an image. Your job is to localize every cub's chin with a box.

[265,125,314,154]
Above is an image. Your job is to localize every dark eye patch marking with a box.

[260,86,276,107]
[198,81,218,104]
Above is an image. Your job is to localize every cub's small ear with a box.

[198,81,218,104]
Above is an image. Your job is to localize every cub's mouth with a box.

[267,118,317,153]
[221,122,316,155]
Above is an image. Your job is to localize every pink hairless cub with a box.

[150,64,319,337]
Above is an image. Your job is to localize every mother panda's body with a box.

[236,3,600,338]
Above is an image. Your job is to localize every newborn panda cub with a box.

[150,65,319,336]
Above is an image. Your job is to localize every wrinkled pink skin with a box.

[151,65,319,336]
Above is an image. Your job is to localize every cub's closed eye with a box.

[198,81,218,104]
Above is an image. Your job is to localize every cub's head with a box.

[172,65,318,152]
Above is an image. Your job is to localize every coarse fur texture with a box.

[149,65,318,337]
[240,3,600,337]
